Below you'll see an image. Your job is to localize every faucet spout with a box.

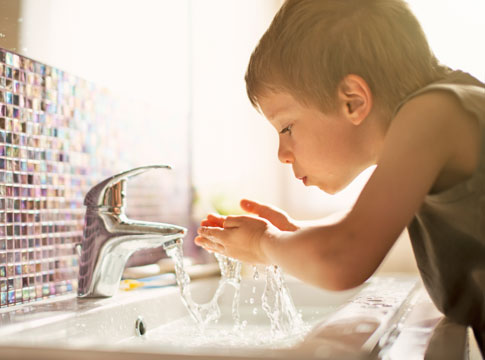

[115,215,186,241]
[77,165,187,298]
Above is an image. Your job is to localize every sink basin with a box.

[0,274,443,359]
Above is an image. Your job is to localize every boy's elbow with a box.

[316,223,374,291]
[322,271,369,291]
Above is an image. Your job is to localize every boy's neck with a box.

[362,105,392,165]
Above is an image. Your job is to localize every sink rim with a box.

[0,274,423,360]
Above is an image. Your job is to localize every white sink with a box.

[0,274,436,360]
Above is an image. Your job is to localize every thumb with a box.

[240,199,257,213]
[240,199,271,216]
[240,199,297,231]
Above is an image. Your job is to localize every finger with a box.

[240,199,297,231]
[207,213,225,227]
[200,214,225,227]
[240,199,258,212]
[240,198,283,221]
[201,219,220,227]
[197,226,225,243]
[240,199,278,218]
[223,215,244,228]
[194,236,225,254]
[194,235,205,246]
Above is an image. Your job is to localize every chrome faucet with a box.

[77,165,187,298]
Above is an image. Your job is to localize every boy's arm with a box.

[260,91,478,290]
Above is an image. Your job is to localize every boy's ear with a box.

[337,74,373,125]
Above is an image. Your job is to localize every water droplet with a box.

[252,265,259,280]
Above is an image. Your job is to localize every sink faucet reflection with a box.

[77,165,187,298]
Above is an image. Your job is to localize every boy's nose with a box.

[278,142,294,164]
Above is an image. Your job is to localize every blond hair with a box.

[246,0,447,116]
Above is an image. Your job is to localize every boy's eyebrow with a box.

[266,105,291,121]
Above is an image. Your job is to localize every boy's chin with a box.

[316,180,347,195]
[316,169,368,194]
[318,186,340,195]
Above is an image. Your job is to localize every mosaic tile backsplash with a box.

[0,48,192,308]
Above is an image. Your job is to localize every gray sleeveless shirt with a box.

[395,70,485,333]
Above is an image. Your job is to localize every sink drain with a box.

[135,316,147,336]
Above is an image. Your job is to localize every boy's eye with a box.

[280,125,292,135]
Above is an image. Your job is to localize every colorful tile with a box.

[0,47,192,309]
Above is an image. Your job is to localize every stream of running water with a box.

[164,242,305,339]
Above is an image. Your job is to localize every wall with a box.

[408,0,485,83]
[190,0,283,216]
[0,0,285,309]
[0,1,193,308]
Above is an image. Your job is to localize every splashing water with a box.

[214,252,242,327]
[261,265,304,337]
[165,243,242,327]
[165,242,306,341]
[252,265,259,280]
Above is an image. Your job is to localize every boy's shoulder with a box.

[393,87,481,193]
[395,70,485,118]
[398,88,476,125]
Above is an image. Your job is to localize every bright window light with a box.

[407,0,485,82]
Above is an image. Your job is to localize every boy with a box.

[195,0,485,352]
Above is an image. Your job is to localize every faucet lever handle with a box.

[84,165,172,208]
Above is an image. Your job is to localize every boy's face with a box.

[259,91,374,194]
